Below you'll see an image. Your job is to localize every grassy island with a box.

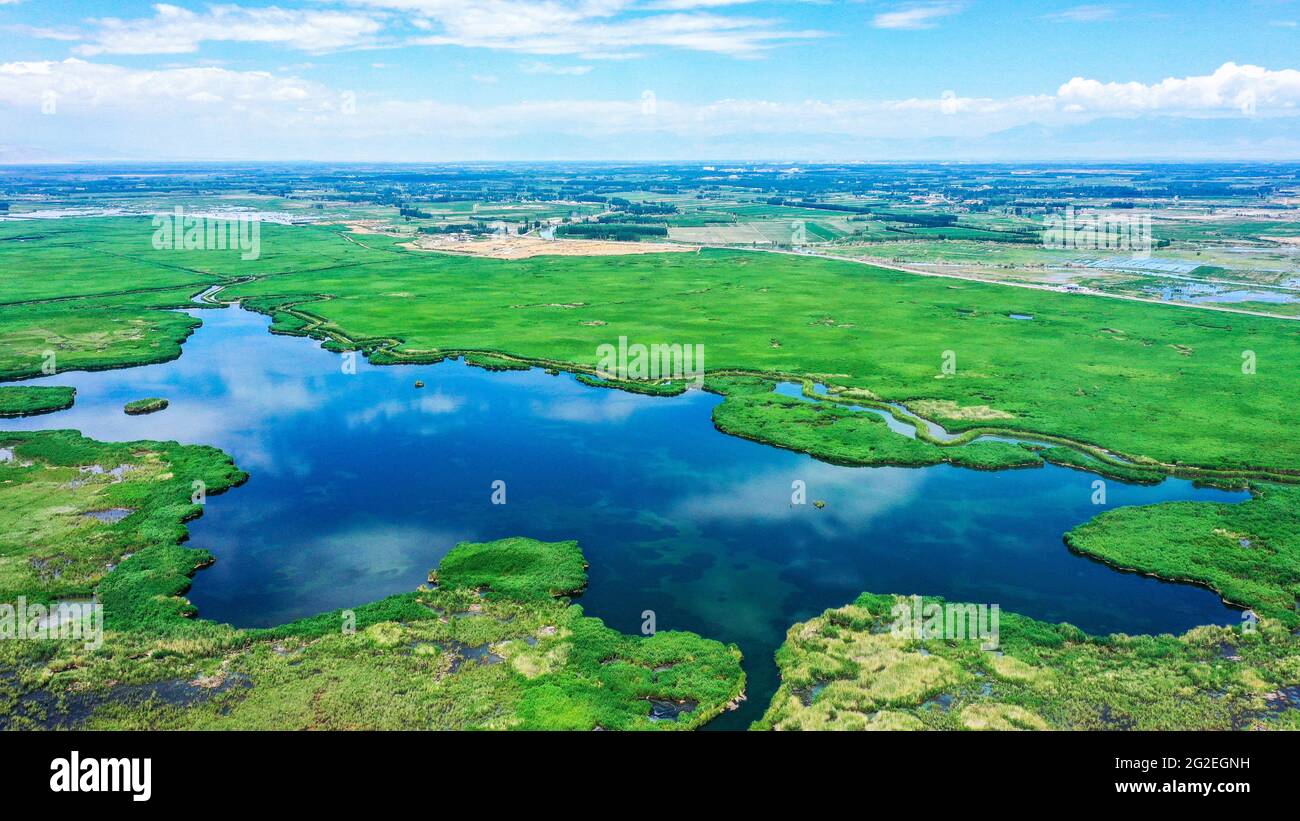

[123,397,169,415]
[0,386,75,418]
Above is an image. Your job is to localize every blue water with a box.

[6,305,1248,728]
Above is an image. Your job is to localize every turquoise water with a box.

[7,305,1248,728]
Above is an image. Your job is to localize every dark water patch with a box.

[1263,685,1300,714]
[1098,705,1138,730]
[794,682,827,706]
[1,673,250,730]
[67,463,133,489]
[83,507,134,523]
[922,692,954,711]
[646,697,697,721]
[1231,685,1300,729]
[445,641,504,672]
[460,643,504,665]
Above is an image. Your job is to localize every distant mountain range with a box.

[0,144,74,164]
[1,115,1297,164]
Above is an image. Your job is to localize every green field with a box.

[0,385,75,417]
[3,216,1298,479]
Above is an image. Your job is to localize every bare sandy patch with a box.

[835,387,883,401]
[341,220,409,236]
[1260,235,1300,247]
[399,232,696,260]
[908,399,1014,421]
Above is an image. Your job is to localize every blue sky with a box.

[1,1,1298,161]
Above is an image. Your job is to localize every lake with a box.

[6,304,1248,728]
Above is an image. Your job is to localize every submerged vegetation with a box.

[755,592,1300,731]
[0,386,75,418]
[0,431,744,729]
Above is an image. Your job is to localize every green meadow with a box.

[4,214,1295,481]
[708,376,1043,471]
[223,224,1298,475]
[1066,484,1300,628]
[0,385,75,418]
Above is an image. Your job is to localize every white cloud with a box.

[1056,62,1300,115]
[8,57,1298,122]
[645,0,763,8]
[2,59,1297,156]
[1046,5,1117,22]
[5,24,82,41]
[674,462,925,539]
[529,394,647,423]
[0,58,329,107]
[19,1,819,60]
[342,0,822,57]
[56,3,384,56]
[521,60,594,75]
[345,392,465,427]
[872,2,965,30]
